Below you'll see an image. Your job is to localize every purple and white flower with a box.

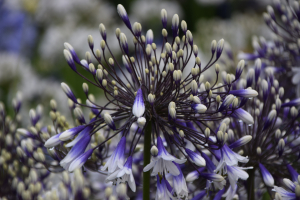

[274,177,300,200]
[281,98,300,107]
[103,113,116,130]
[215,144,249,172]
[231,108,254,124]
[191,104,207,113]
[132,88,145,118]
[101,137,126,173]
[106,156,136,192]
[59,125,85,141]
[68,149,94,172]
[185,148,206,167]
[143,136,186,176]
[218,95,235,112]
[60,132,91,170]
[61,82,78,103]
[227,165,251,188]
[229,89,258,98]
[65,125,94,148]
[146,29,154,45]
[44,132,62,148]
[259,163,274,187]
[222,184,238,200]
[172,164,188,199]
[117,4,131,29]
[185,168,205,182]
[229,135,252,149]
[201,172,226,190]
[156,176,175,200]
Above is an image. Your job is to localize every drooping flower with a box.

[69,149,94,172]
[101,137,126,173]
[215,144,249,172]
[106,156,136,192]
[60,132,91,170]
[143,137,186,176]
[226,165,251,188]
[172,164,188,199]
[155,176,175,200]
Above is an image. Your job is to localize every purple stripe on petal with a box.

[69,149,93,172]
[213,188,226,200]
[282,98,300,107]
[60,133,91,170]
[231,108,254,124]
[191,190,206,200]
[287,164,299,183]
[259,163,274,187]
[132,88,145,117]
[229,89,258,98]
[44,133,62,148]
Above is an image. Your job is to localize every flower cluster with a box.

[0,94,48,199]
[225,56,300,199]
[0,92,94,199]
[239,0,300,97]
[2,2,300,200]
[39,4,261,199]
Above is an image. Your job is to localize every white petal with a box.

[143,160,156,172]
[165,161,180,176]
[128,173,136,192]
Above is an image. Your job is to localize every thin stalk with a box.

[143,120,152,200]
[247,167,256,200]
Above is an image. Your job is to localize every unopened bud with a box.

[151,146,158,156]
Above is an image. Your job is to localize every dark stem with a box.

[143,120,152,200]
[247,167,256,200]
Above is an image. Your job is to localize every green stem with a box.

[143,121,152,200]
[247,167,256,200]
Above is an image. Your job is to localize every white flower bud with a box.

[87,35,94,48]
[205,128,210,138]
[137,117,146,128]
[181,20,187,32]
[151,145,158,156]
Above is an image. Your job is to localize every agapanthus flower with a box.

[171,164,188,199]
[219,54,300,198]
[106,156,136,192]
[41,4,254,198]
[274,165,300,200]
[156,176,175,200]
[239,0,300,98]
[143,137,186,176]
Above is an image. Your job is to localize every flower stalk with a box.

[143,119,152,200]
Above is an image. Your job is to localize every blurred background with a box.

[0,0,272,119]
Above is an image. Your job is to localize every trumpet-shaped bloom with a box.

[156,177,175,200]
[172,164,188,199]
[106,156,136,192]
[60,132,91,170]
[215,144,249,172]
[68,149,94,172]
[143,136,186,176]
[101,137,126,173]
[227,165,251,188]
